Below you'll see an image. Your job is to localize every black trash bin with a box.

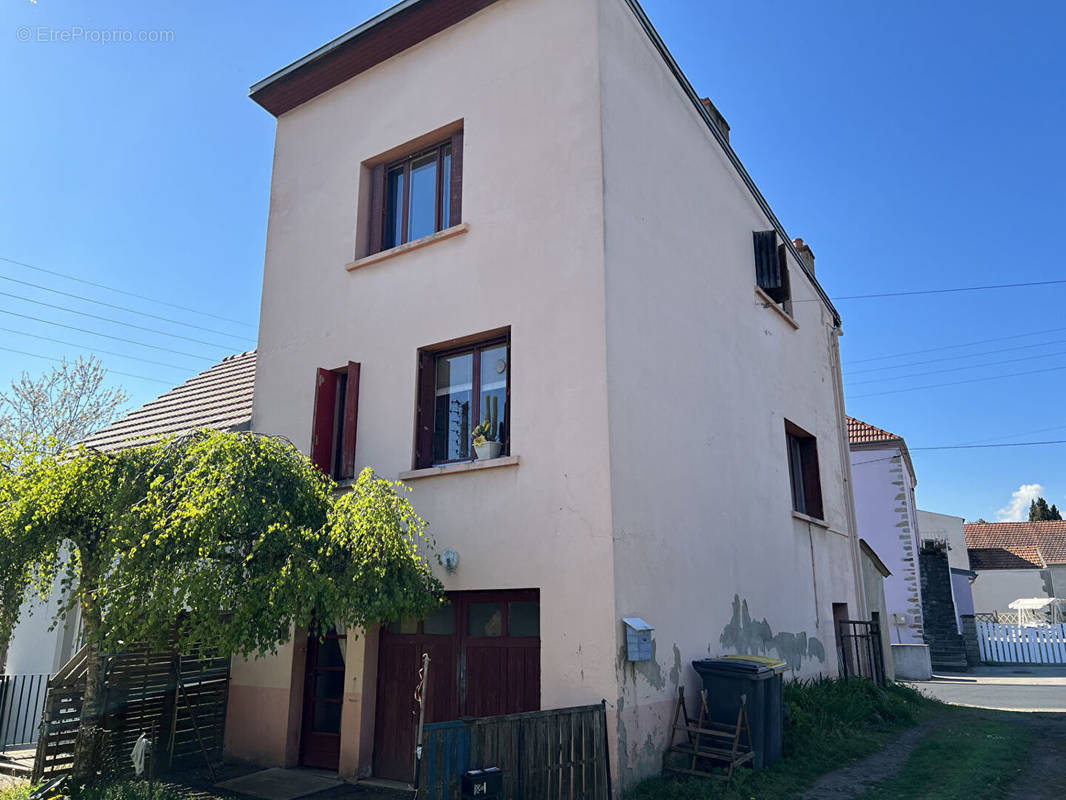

[691,656,786,769]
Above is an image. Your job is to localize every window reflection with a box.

[433,353,473,462]
[408,153,438,241]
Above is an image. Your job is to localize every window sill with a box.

[755,286,799,330]
[792,510,830,529]
[398,454,519,481]
[347,223,470,272]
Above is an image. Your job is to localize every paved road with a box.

[905,665,1066,712]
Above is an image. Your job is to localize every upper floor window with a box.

[786,419,823,520]
[311,362,361,479]
[369,130,463,255]
[415,330,509,468]
[753,230,791,312]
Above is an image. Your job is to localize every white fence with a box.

[976,621,1066,664]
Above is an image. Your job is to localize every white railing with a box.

[976,621,1066,664]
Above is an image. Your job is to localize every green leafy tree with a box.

[0,430,443,779]
[1028,496,1062,521]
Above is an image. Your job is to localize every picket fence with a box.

[976,621,1066,664]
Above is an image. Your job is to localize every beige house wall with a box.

[231,0,620,778]
[597,0,863,782]
[971,569,1054,615]
[230,0,864,787]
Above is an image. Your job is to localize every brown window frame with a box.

[785,419,823,520]
[415,330,510,469]
[369,130,463,255]
[311,362,361,480]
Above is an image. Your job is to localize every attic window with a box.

[754,230,792,314]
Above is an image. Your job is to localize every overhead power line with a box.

[848,337,1066,375]
[846,325,1066,366]
[0,345,174,385]
[846,348,1066,386]
[0,326,189,372]
[0,291,243,349]
[0,308,217,360]
[847,363,1066,399]
[832,278,1066,301]
[0,255,256,328]
[851,438,1066,467]
[0,272,255,342]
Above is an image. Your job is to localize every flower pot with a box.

[474,441,504,461]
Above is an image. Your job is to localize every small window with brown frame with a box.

[311,362,361,480]
[369,130,463,255]
[415,330,509,468]
[753,229,792,314]
[785,419,823,520]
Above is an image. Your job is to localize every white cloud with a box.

[996,483,1044,522]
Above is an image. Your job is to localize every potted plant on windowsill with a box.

[472,395,504,461]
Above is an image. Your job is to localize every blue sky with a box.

[2,0,1064,522]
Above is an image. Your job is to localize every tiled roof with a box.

[79,351,256,452]
[964,521,1066,570]
[847,416,902,445]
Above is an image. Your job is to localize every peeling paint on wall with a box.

[719,595,826,669]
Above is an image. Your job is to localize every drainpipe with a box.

[829,323,869,622]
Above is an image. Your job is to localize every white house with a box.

[965,521,1066,616]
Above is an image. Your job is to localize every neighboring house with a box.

[917,510,974,628]
[965,521,1066,615]
[857,539,895,680]
[229,0,867,787]
[2,352,256,676]
[847,417,925,646]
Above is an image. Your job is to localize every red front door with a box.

[372,590,540,782]
[300,628,347,770]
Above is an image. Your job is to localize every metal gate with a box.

[836,619,886,686]
[0,674,50,752]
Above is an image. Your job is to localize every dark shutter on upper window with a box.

[415,350,435,469]
[754,230,788,303]
[449,130,463,226]
[311,368,339,474]
[801,438,823,519]
[338,362,361,480]
[369,163,386,255]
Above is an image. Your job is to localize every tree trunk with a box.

[72,570,106,781]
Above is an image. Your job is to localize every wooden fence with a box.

[976,621,1066,664]
[32,640,229,781]
[419,703,611,800]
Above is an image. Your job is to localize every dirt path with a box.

[797,719,945,800]
[1007,713,1066,800]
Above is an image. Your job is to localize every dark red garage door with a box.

[373,590,540,782]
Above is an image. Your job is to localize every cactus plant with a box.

[472,394,500,446]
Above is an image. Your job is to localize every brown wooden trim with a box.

[251,0,502,117]
[450,129,463,225]
[339,362,361,479]
[311,368,339,473]
[368,163,385,255]
[415,350,435,468]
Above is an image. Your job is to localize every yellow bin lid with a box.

[722,654,788,672]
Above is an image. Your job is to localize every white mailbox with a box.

[622,617,654,662]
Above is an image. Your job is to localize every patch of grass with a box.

[0,784,32,800]
[856,718,1033,799]
[4,781,193,800]
[626,677,940,800]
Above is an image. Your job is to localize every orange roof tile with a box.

[847,416,903,445]
[964,521,1066,570]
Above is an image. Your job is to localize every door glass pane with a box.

[441,144,452,229]
[312,700,342,734]
[424,603,455,636]
[317,636,345,668]
[468,603,503,637]
[316,669,345,699]
[508,602,539,637]
[408,153,438,241]
[388,618,418,635]
[478,345,508,446]
[433,352,473,462]
[385,166,405,248]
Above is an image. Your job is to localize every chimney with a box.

[793,238,815,275]
[700,97,730,144]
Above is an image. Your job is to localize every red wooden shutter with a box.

[339,362,361,480]
[415,350,435,468]
[449,130,463,226]
[369,163,386,254]
[311,368,339,474]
